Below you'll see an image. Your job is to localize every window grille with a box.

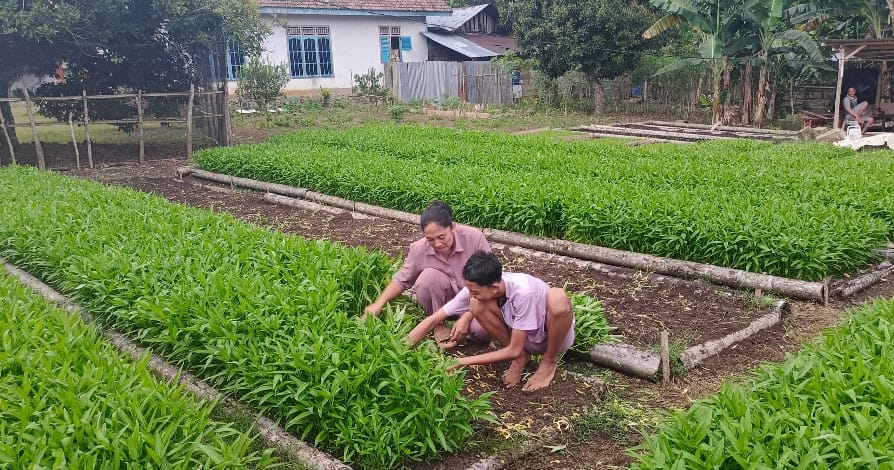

[287,26,333,78]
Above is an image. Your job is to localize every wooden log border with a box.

[181,167,830,303]
[588,300,789,378]
[830,261,894,299]
[1,259,350,470]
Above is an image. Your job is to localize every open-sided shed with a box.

[822,38,894,130]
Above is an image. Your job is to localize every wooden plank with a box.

[0,103,15,164]
[660,331,670,384]
[834,46,846,130]
[68,111,81,170]
[83,91,93,169]
[137,91,145,164]
[22,88,45,170]
[186,84,194,158]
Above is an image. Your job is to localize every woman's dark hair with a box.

[420,200,453,230]
[463,250,502,285]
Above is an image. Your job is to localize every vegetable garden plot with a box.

[65,158,886,469]
[193,123,894,281]
[0,271,277,468]
[0,166,492,469]
[631,298,894,468]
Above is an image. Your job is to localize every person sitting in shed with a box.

[843,86,875,134]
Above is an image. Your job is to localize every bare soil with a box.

[51,125,894,469]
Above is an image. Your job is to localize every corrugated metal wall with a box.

[386,61,512,106]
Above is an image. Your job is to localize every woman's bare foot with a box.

[502,355,529,387]
[522,360,558,392]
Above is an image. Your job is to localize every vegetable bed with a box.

[0,270,276,468]
[631,298,894,468]
[0,166,490,469]
[192,123,894,281]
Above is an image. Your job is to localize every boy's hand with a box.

[449,312,473,343]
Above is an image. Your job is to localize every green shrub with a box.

[235,58,289,112]
[353,68,387,98]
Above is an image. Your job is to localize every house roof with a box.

[463,33,517,54]
[258,0,451,14]
[425,4,490,32]
[421,31,499,59]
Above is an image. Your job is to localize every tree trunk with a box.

[888,0,894,28]
[588,75,605,115]
[712,69,722,124]
[721,56,734,125]
[753,51,770,127]
[767,75,777,122]
[0,80,21,160]
[742,54,753,124]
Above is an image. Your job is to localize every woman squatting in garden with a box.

[408,251,577,392]
[364,200,492,344]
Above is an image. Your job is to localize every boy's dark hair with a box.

[420,200,453,230]
[463,250,502,285]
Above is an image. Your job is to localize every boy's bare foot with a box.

[522,360,558,392]
[433,322,451,343]
[502,355,529,387]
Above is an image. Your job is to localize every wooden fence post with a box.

[83,91,94,169]
[222,87,231,147]
[186,84,195,158]
[22,89,45,170]
[0,103,14,164]
[136,90,145,164]
[660,330,670,385]
[68,111,81,170]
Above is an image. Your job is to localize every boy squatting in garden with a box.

[408,251,576,392]
[364,200,492,344]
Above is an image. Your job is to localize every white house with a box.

[227,0,451,95]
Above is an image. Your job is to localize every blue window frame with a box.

[287,26,333,78]
[226,41,245,80]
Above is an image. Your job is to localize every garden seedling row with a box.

[0,269,278,468]
[193,123,894,281]
[631,298,894,468]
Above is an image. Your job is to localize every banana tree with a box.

[741,0,823,126]
[643,0,744,124]
[789,0,892,39]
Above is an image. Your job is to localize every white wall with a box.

[229,14,429,95]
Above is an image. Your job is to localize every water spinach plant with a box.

[630,298,894,468]
[0,166,492,469]
[193,123,894,281]
[0,271,278,468]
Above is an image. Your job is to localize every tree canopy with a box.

[0,0,269,149]
[505,0,663,114]
[1,0,268,98]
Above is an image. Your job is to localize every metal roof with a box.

[258,0,450,14]
[463,33,518,54]
[421,31,499,58]
[821,38,894,61]
[426,4,491,32]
